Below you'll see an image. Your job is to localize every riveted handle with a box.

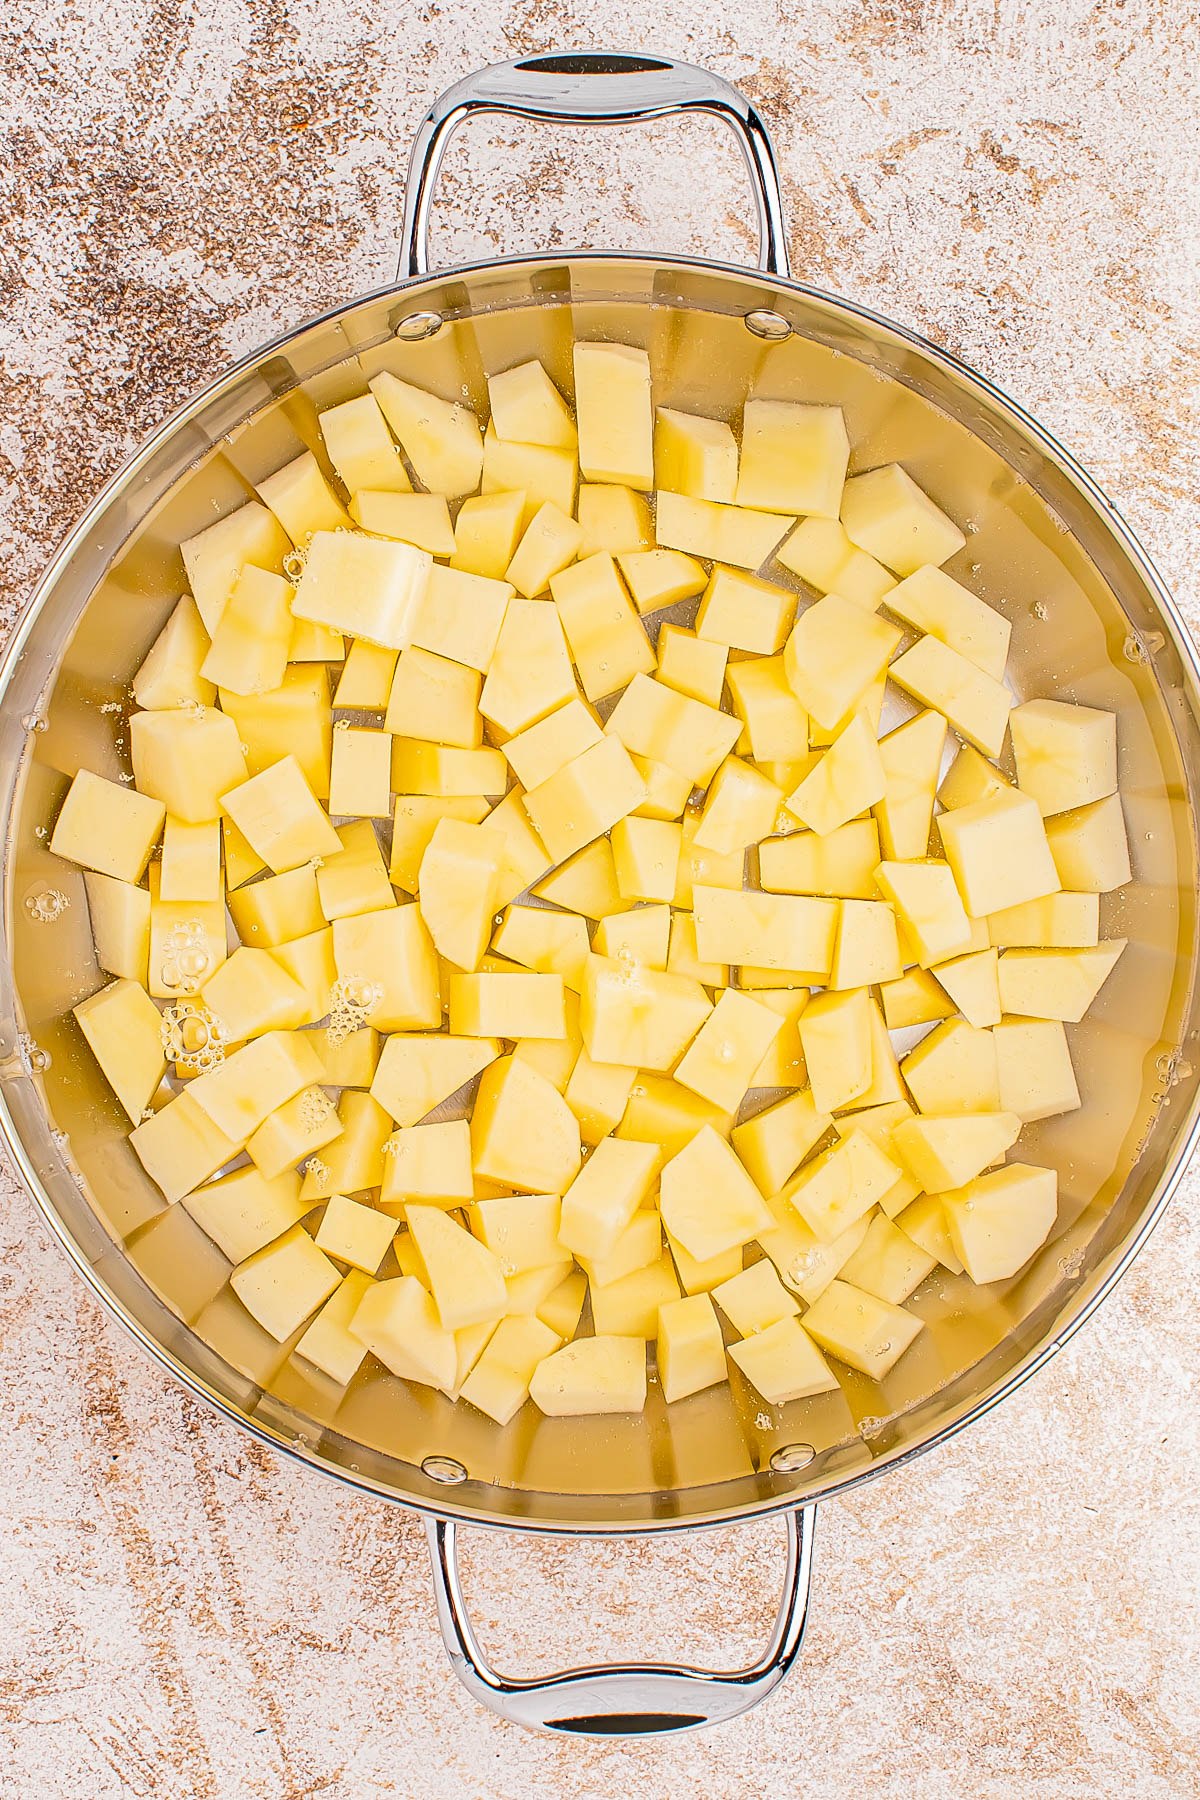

[426,1504,816,1738]
[400,51,791,279]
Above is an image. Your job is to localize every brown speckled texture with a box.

[2,5,1200,1795]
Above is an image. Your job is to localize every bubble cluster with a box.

[180,697,207,720]
[305,1156,331,1185]
[159,921,212,994]
[282,548,307,581]
[326,975,382,1046]
[299,1088,336,1131]
[18,1034,50,1074]
[25,888,68,923]
[160,1001,227,1074]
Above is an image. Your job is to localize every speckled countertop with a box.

[2,5,1199,1796]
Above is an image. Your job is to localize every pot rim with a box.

[5,245,1199,1535]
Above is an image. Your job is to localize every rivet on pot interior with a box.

[422,1453,468,1485]
[769,1442,816,1473]
[744,308,792,341]
[395,311,445,342]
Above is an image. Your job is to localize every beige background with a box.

[2,3,1199,1795]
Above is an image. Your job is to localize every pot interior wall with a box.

[3,256,1198,1528]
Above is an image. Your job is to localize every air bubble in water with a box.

[1030,600,1047,620]
[180,698,207,720]
[19,1035,50,1073]
[161,1002,227,1074]
[26,889,68,923]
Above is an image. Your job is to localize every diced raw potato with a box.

[405,1205,507,1330]
[146,869,228,1000]
[858,1002,909,1113]
[327,727,391,820]
[696,567,798,656]
[938,744,1011,813]
[785,714,886,838]
[606,673,742,789]
[755,1198,870,1303]
[548,552,653,698]
[616,547,708,613]
[51,768,163,885]
[576,484,653,556]
[332,903,441,1031]
[931,946,1001,1028]
[482,428,577,525]
[221,665,333,801]
[694,758,782,858]
[504,700,603,792]
[725,656,808,762]
[523,736,646,864]
[840,1212,935,1305]
[257,450,350,544]
[938,786,1060,919]
[1044,793,1131,893]
[298,1089,392,1200]
[841,464,965,576]
[471,1055,582,1193]
[295,1271,376,1385]
[349,1274,457,1389]
[674,812,746,910]
[129,707,247,826]
[901,1017,1000,1114]
[181,500,291,635]
[693,886,837,979]
[996,941,1126,1022]
[874,860,971,968]
[228,865,323,947]
[316,820,393,923]
[666,1234,743,1297]
[986,892,1099,948]
[609,816,682,905]
[830,1099,917,1214]
[880,966,955,1030]
[802,1278,924,1378]
[631,754,693,822]
[591,1255,681,1337]
[730,1319,840,1409]
[268,928,337,1024]
[387,797,488,894]
[657,1294,728,1403]
[405,570,512,679]
[530,1335,647,1415]
[890,635,1012,759]
[737,400,849,518]
[289,614,348,664]
[993,1016,1080,1122]
[506,501,584,599]
[385,647,483,748]
[783,594,901,731]
[785,1129,899,1242]
[759,819,879,901]
[895,1193,963,1273]
[184,1028,320,1142]
[134,596,216,711]
[657,625,729,709]
[418,819,506,973]
[563,1052,637,1145]
[793,988,868,1114]
[492,905,590,989]
[573,341,653,489]
[223,821,266,889]
[291,528,430,649]
[533,839,624,918]
[314,1193,396,1273]
[221,756,341,874]
[537,1269,588,1339]
[1010,698,1117,818]
[159,816,221,905]
[775,515,895,609]
[488,360,576,448]
[247,1084,341,1180]
[579,1210,662,1287]
[480,596,576,735]
[230,1225,341,1342]
[195,565,290,698]
[391,741,507,799]
[200,947,307,1040]
[593,906,671,969]
[654,407,738,501]
[73,978,166,1126]
[875,710,946,862]
[674,989,783,1113]
[659,1127,773,1262]
[829,900,902,990]
[378,1118,473,1206]
[884,565,1011,678]
[617,1075,734,1161]
[450,490,526,582]
[655,491,794,571]
[733,1089,830,1196]
[580,954,711,1070]
[310,1026,381,1089]
[181,1164,306,1263]
[712,1259,799,1336]
[461,1315,562,1424]
[84,873,151,985]
[319,392,412,493]
[666,911,727,987]
[509,1001,582,1091]
[943,1163,1058,1283]
[369,371,483,498]
[449,972,565,1039]
[807,672,887,751]
[370,1033,500,1127]
[893,1110,1022,1192]
[471,1193,566,1277]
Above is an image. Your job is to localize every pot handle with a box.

[400,51,790,280]
[425,1503,816,1738]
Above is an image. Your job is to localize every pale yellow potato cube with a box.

[221,664,333,801]
[1010,698,1117,817]
[616,547,708,614]
[841,464,965,576]
[485,788,554,908]
[471,1193,565,1276]
[378,1119,473,1206]
[530,1335,647,1415]
[674,812,746,910]
[796,988,872,1114]
[891,636,1012,758]
[759,819,879,900]
[159,816,221,905]
[147,871,228,1000]
[755,1197,871,1304]
[696,567,798,656]
[246,1085,341,1180]
[733,1088,830,1196]
[450,490,525,582]
[896,1194,963,1274]
[593,905,671,970]
[807,672,887,751]
[417,818,506,973]
[729,1315,839,1402]
[229,865,323,948]
[929,946,1000,1029]
[316,820,394,923]
[384,648,483,751]
[656,1294,728,1403]
[221,756,341,874]
[675,989,783,1113]
[783,594,901,731]
[712,1259,799,1336]
[200,947,308,1040]
[369,371,482,497]
[503,699,603,791]
[693,886,838,979]
[1045,791,1132,894]
[298,1089,392,1201]
[839,1212,934,1305]
[856,1001,909,1114]
[533,837,624,918]
[461,1315,562,1425]
[785,713,886,838]
[73,977,166,1126]
[291,527,430,649]
[659,1126,773,1262]
[939,786,1060,919]
[508,997,582,1091]
[130,706,247,825]
[802,1277,923,1378]
[784,1130,900,1242]
[666,911,728,987]
[492,905,589,989]
[724,656,806,762]
[901,1017,1000,1114]
[504,1263,574,1322]
[938,743,1011,812]
[576,484,653,556]
[332,903,441,1031]
[370,1033,499,1127]
[563,1051,637,1145]
[656,624,728,709]
[268,927,337,1025]
[875,709,946,861]
[986,891,1099,949]
[537,1269,589,1339]
[693,758,782,858]
[607,815,680,904]
[289,615,347,668]
[407,568,512,678]
[581,954,711,1071]
[200,564,293,697]
[606,673,742,789]
[310,1026,381,1089]
[874,860,971,967]
[879,967,955,1030]
[827,897,901,990]
[736,399,849,518]
[943,1163,1058,1283]
[550,552,653,699]
[749,989,810,1088]
[84,872,151,985]
[387,796,488,894]
[993,1016,1080,1122]
[390,741,507,798]
[230,1224,340,1341]
[319,392,411,493]
[133,595,216,711]
[893,1110,1021,1192]
[617,1075,734,1162]
[403,1205,507,1330]
[654,407,738,502]
[488,358,575,447]
[257,450,350,545]
[314,1193,396,1273]
[997,941,1126,1022]
[471,1055,582,1193]
[655,491,794,571]
[181,1164,305,1263]
[506,501,584,600]
[482,427,577,525]
[349,1274,456,1389]
[666,1235,743,1297]
[775,516,896,609]
[523,735,646,864]
[479,595,576,735]
[180,499,290,634]
[885,564,1010,678]
[579,1209,662,1288]
[450,972,566,1039]
[326,727,391,820]
[830,1098,917,1215]
[574,341,653,489]
[591,1255,681,1338]
[295,1271,376,1386]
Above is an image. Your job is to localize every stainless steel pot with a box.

[3,52,1198,1739]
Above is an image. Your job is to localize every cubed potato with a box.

[349,1274,457,1389]
[480,596,577,736]
[159,815,221,905]
[880,966,956,1031]
[328,727,392,820]
[840,464,965,576]
[576,484,653,557]
[996,941,1126,1022]
[712,1259,799,1335]
[889,635,1012,759]
[883,565,1011,678]
[530,1335,647,1416]
[332,903,441,1031]
[737,399,849,518]
[52,768,164,884]
[875,710,946,861]
[130,706,248,825]
[617,1075,734,1162]
[830,1099,918,1217]
[450,971,566,1039]
[387,796,489,894]
[900,1017,1000,1114]
[289,613,348,665]
[733,1089,831,1196]
[657,625,729,709]
[391,741,507,799]
[84,872,152,985]
[314,1193,397,1274]
[606,673,742,788]
[146,867,228,1000]
[784,1129,900,1242]
[378,1119,473,1206]
[659,1126,773,1262]
[592,902,672,970]
[533,838,625,918]
[666,1234,743,1298]
[181,1165,306,1263]
[231,1225,341,1342]
[73,977,167,1125]
[630,753,694,823]
[319,391,411,492]
[449,490,526,583]
[654,407,738,501]
[133,595,216,711]
[563,1051,638,1145]
[470,1055,582,1193]
[310,1026,381,1089]
[407,566,513,677]
[892,1110,1021,1191]
[694,758,782,857]
[728,1315,839,1402]
[783,594,901,731]
[1044,793,1131,893]
[616,547,708,614]
[657,1294,728,1403]
[503,699,603,792]
[726,656,809,763]
[931,946,1001,1028]
[993,1016,1080,1122]
[579,1209,662,1287]
[200,564,294,696]
[315,820,393,924]
[536,1269,588,1340]
[523,736,646,864]
[461,1315,563,1425]
[488,359,576,448]
[775,516,895,609]
[1010,698,1117,817]
[221,756,341,874]
[666,910,728,987]
[405,1206,507,1330]
[186,1028,320,1142]
[580,953,711,1070]
[369,371,482,497]
[299,1089,392,1201]
[370,1033,500,1127]
[492,905,590,989]
[938,786,1060,918]
[200,947,308,1040]
[895,1194,963,1273]
[675,988,784,1112]
[938,743,1012,812]
[801,1277,924,1378]
[508,988,582,1091]
[755,1199,870,1304]
[573,341,653,489]
[482,427,577,525]
[221,665,333,801]
[986,892,1099,948]
[610,815,683,904]
[246,1085,341,1180]
[471,1193,566,1277]
[295,1271,376,1386]
[654,491,794,570]
[759,819,879,901]
[943,1161,1058,1282]
[384,646,483,748]
[785,714,886,837]
[418,818,507,972]
[268,927,337,1024]
[829,900,902,991]
[180,499,291,634]
[693,885,837,980]
[674,811,746,909]
[839,1212,935,1305]
[506,501,584,600]
[291,527,430,649]
[696,567,797,656]
[590,1255,681,1338]
[229,865,323,948]
[874,860,972,968]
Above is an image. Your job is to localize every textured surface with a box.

[2,4,1200,1796]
